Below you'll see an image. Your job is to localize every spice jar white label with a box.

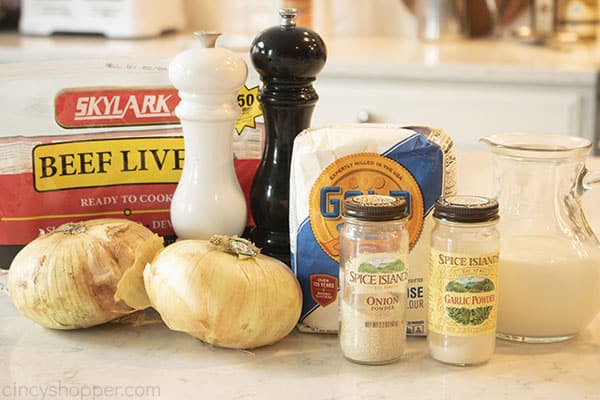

[340,251,409,363]
[428,250,499,336]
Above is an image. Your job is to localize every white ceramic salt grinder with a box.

[169,31,248,239]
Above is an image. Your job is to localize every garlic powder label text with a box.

[428,250,499,336]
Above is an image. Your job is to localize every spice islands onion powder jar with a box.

[428,195,500,366]
[339,194,410,365]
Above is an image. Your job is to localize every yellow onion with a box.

[144,238,302,349]
[8,218,163,329]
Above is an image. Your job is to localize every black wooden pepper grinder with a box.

[249,8,327,265]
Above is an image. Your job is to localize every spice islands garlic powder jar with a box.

[339,194,409,365]
[428,196,500,366]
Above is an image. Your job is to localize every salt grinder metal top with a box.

[249,8,327,265]
[169,32,248,239]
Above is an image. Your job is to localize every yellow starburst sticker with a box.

[235,85,262,135]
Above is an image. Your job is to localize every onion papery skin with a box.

[8,219,163,329]
[144,240,302,349]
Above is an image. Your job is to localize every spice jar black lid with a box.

[343,195,408,221]
[433,195,499,223]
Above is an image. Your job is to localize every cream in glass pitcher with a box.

[480,133,600,343]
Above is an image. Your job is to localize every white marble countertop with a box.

[0,286,599,400]
[0,151,600,400]
[0,31,599,85]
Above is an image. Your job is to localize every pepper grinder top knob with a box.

[194,31,221,48]
[250,8,327,92]
[279,8,297,27]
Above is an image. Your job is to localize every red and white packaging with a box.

[0,58,263,268]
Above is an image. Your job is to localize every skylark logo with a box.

[55,87,180,128]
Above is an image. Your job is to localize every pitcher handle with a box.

[582,167,600,191]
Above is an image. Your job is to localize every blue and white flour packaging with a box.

[290,125,456,336]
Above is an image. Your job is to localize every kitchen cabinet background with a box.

[0,32,598,152]
[311,66,597,151]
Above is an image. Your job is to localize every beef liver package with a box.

[0,58,263,269]
[290,125,456,336]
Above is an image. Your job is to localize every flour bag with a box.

[290,124,456,336]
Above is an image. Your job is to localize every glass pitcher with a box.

[480,133,600,343]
